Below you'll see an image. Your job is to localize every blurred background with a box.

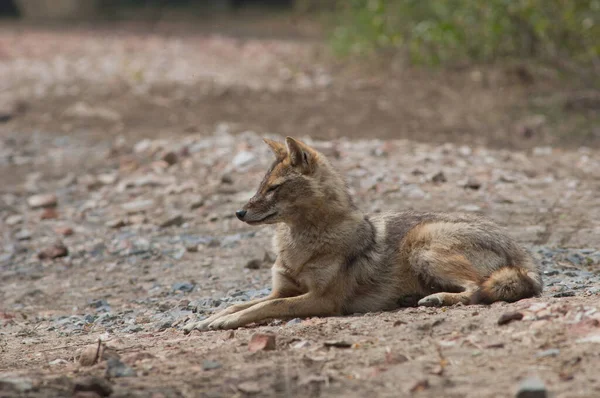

[0,0,598,150]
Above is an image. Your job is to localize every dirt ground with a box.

[1,14,600,398]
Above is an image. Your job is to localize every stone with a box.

[159,213,184,228]
[106,218,127,229]
[516,376,547,398]
[238,381,261,394]
[105,358,136,378]
[244,258,262,270]
[38,243,69,260]
[161,151,178,166]
[15,229,32,241]
[536,349,560,358]
[40,207,59,220]
[498,312,524,326]
[172,282,195,293]
[431,171,447,183]
[5,214,23,226]
[55,226,74,236]
[189,196,205,210]
[121,199,155,214]
[248,333,276,352]
[464,177,482,190]
[27,193,58,209]
[202,360,222,370]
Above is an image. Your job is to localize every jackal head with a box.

[235,137,351,226]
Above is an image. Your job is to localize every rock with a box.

[324,340,352,348]
[232,151,256,169]
[516,376,547,398]
[457,204,482,212]
[97,173,118,185]
[237,381,261,394]
[106,218,127,229]
[498,312,524,326]
[202,360,222,370]
[73,376,113,397]
[244,258,263,270]
[189,196,205,210]
[536,349,560,358]
[431,171,447,183]
[55,226,74,236]
[221,174,234,184]
[106,358,136,378]
[40,207,59,220]
[27,193,58,209]
[121,199,155,214]
[464,177,482,190]
[159,213,184,228]
[5,214,23,226]
[38,242,69,260]
[286,318,302,326]
[172,282,195,293]
[248,333,276,352]
[15,229,32,241]
[161,151,178,166]
[385,351,409,365]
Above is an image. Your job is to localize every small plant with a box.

[331,0,600,67]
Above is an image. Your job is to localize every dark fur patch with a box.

[385,211,437,249]
[342,216,377,271]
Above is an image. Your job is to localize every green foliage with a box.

[331,0,600,66]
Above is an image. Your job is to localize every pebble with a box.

[248,333,276,352]
[244,258,263,270]
[202,360,222,370]
[106,358,137,378]
[121,199,155,214]
[15,229,32,241]
[516,376,547,398]
[159,214,185,228]
[40,207,59,219]
[38,242,69,259]
[237,381,261,394]
[27,193,58,208]
[536,349,560,358]
[172,282,195,293]
[498,312,524,325]
[5,214,23,225]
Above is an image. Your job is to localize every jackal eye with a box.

[266,184,281,193]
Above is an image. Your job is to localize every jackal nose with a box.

[235,209,247,220]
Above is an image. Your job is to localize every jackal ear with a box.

[285,137,316,173]
[263,138,286,160]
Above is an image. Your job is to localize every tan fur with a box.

[184,137,543,332]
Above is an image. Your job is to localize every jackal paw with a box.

[208,314,241,330]
[418,294,444,307]
[183,319,211,334]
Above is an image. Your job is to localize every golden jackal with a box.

[184,137,542,332]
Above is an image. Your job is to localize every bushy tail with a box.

[471,266,543,304]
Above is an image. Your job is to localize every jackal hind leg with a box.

[412,251,482,307]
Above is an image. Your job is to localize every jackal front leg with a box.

[207,293,338,330]
[183,294,278,333]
